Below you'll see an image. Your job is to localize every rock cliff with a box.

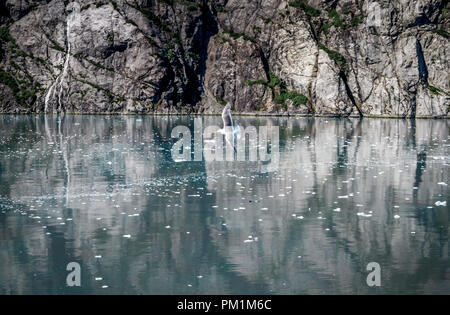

[0,0,448,116]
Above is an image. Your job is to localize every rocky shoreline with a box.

[0,0,448,117]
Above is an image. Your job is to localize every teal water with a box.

[0,115,448,294]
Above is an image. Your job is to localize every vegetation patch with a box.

[246,72,308,109]
[223,29,256,43]
[268,71,286,89]
[0,67,41,107]
[432,29,449,39]
[427,84,448,96]
[351,16,363,27]
[125,18,137,27]
[216,5,228,13]
[50,44,65,52]
[318,43,348,73]
[288,1,320,17]
[133,6,171,32]
[216,97,227,106]
[328,10,345,29]
[275,91,308,107]
[442,3,448,19]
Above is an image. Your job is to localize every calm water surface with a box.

[0,115,448,294]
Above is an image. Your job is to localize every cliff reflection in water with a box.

[0,115,448,294]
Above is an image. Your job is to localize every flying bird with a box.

[221,103,240,153]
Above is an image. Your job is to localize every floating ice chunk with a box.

[435,201,447,206]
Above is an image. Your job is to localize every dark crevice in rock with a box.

[416,39,428,84]
[339,70,363,118]
[258,47,270,81]
[411,13,432,28]
[0,1,11,25]
[187,0,218,107]
[103,43,128,59]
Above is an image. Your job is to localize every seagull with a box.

[220,103,240,153]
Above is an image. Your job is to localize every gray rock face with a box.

[0,0,448,117]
